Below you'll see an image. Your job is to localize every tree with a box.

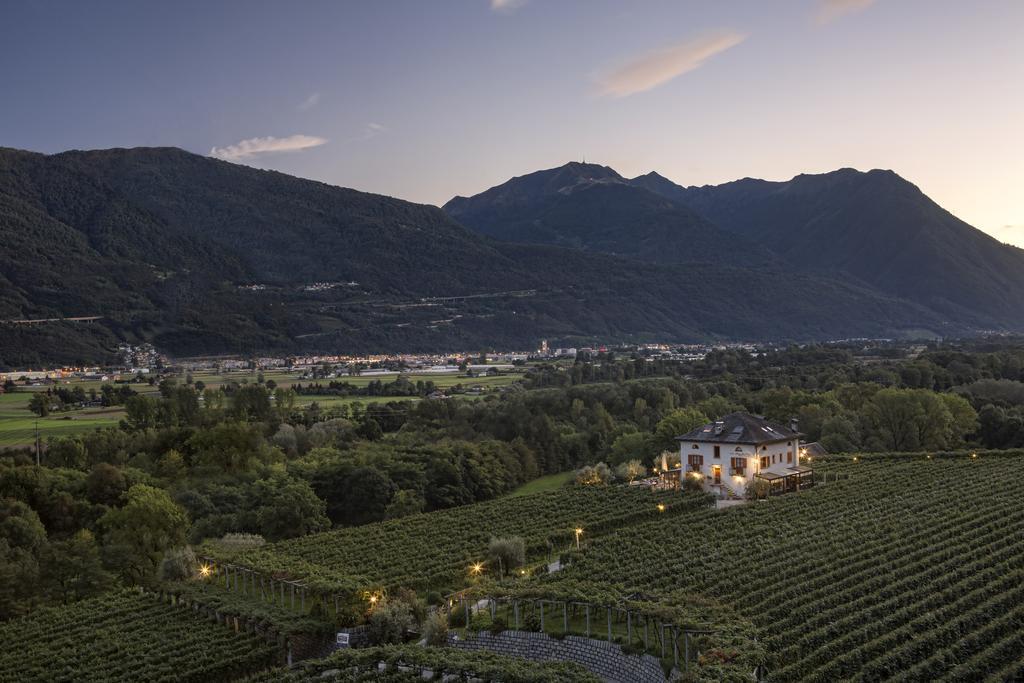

[41,530,114,604]
[422,609,449,646]
[941,393,978,448]
[357,417,383,441]
[615,459,647,483]
[863,388,925,451]
[820,414,861,453]
[384,489,425,520]
[251,476,329,541]
[0,499,47,619]
[86,463,127,506]
[100,484,189,585]
[28,393,50,417]
[574,462,612,486]
[158,546,198,581]
[608,431,654,466]
[654,408,708,452]
[488,536,525,578]
[367,599,414,645]
[329,466,397,525]
[48,437,88,469]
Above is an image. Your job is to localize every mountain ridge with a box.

[0,146,983,367]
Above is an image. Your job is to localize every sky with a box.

[2,0,1022,246]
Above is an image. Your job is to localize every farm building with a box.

[672,412,813,498]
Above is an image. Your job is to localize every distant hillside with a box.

[0,147,957,366]
[444,162,777,268]
[635,168,1024,326]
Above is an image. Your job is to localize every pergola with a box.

[755,465,814,494]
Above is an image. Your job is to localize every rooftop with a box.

[677,411,802,445]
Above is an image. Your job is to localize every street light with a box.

[469,562,484,576]
[198,563,211,578]
[656,503,666,512]
[574,527,584,550]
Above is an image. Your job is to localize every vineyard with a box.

[0,589,280,683]
[243,645,601,682]
[537,454,1024,681]
[205,486,700,592]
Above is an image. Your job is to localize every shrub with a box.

[422,610,449,646]
[448,607,467,628]
[488,616,508,635]
[488,536,525,578]
[367,600,414,645]
[158,546,197,581]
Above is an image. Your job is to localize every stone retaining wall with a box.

[449,629,669,683]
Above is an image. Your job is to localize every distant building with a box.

[671,412,813,498]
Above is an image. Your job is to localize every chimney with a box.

[790,417,799,434]
[713,421,725,435]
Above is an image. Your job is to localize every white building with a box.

[673,412,813,498]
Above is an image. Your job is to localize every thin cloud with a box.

[816,0,877,25]
[597,30,747,98]
[491,0,526,13]
[209,134,327,161]
[353,122,386,142]
[297,92,321,111]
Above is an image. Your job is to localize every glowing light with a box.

[198,563,211,578]
[852,456,858,462]
[574,527,584,550]
[971,453,978,459]
[656,503,666,512]
[470,562,484,575]
[369,595,378,604]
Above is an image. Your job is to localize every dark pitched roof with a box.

[801,442,829,457]
[677,411,802,445]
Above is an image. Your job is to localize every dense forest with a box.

[3,340,1024,619]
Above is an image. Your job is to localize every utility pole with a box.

[34,420,41,466]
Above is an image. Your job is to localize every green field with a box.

[0,369,521,448]
[0,390,131,449]
[506,470,574,497]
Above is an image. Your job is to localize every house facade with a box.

[674,412,813,497]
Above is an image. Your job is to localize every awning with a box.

[755,472,788,482]
[787,465,814,474]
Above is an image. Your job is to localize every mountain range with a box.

[0,146,1018,367]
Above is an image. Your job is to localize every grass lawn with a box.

[506,471,575,497]
[0,391,128,449]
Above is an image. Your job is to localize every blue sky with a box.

[2,0,1022,245]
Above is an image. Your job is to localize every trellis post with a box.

[673,627,679,668]
[644,616,649,650]
[684,631,690,673]
[540,601,545,631]
[607,607,612,641]
[627,610,632,643]
[490,598,496,620]
[514,600,520,629]
[563,602,568,633]
[585,604,590,637]
[464,599,470,628]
